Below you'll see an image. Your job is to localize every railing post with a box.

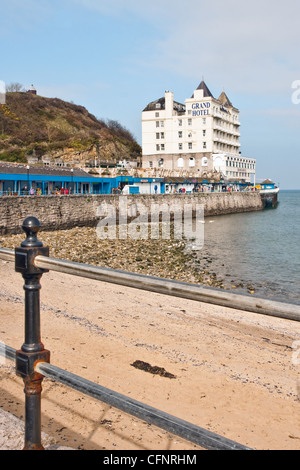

[15,217,50,450]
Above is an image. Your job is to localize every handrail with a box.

[0,343,16,362]
[0,247,15,262]
[0,344,250,450]
[0,216,299,451]
[33,254,300,321]
[35,361,250,451]
[0,247,299,321]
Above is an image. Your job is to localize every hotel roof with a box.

[143,96,186,113]
[0,162,92,178]
[191,80,214,99]
[218,90,233,107]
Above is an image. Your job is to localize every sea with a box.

[190,190,300,303]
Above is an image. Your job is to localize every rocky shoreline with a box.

[0,225,228,289]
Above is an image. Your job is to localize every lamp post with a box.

[26,165,30,195]
[71,168,74,194]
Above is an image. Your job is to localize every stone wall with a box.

[0,192,263,234]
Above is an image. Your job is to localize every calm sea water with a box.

[191,190,300,303]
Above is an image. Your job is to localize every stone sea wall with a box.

[0,192,263,234]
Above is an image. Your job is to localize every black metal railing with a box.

[1,216,299,450]
[0,343,248,451]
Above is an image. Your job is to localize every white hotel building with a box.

[141,81,256,183]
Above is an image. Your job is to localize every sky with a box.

[1,0,300,189]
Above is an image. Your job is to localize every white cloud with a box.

[73,0,300,95]
[3,0,300,110]
[153,1,300,94]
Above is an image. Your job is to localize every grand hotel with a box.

[141,80,256,183]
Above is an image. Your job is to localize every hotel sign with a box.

[191,102,210,116]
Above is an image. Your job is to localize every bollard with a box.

[15,217,50,450]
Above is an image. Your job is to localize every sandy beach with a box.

[0,252,299,451]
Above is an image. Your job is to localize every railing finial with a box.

[21,216,43,248]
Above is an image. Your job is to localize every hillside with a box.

[0,92,141,166]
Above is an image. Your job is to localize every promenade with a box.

[0,192,263,235]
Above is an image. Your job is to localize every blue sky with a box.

[1,0,300,189]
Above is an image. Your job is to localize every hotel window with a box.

[203,142,206,149]
[156,144,160,151]
[188,132,192,138]
[189,157,195,167]
[156,121,160,128]
[178,143,183,150]
[160,132,164,139]
[158,158,164,167]
[188,142,192,150]
[149,161,153,168]
[203,130,206,137]
[177,157,184,168]
[161,144,165,151]
[202,118,206,125]
[202,157,208,166]
[178,119,183,126]
[156,133,160,139]
[178,131,182,138]
[155,112,160,117]
[188,118,192,125]
[160,121,164,127]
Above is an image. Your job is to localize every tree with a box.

[106,119,135,142]
[6,82,25,92]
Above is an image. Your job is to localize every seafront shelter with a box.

[118,177,164,194]
[0,162,255,196]
[0,163,115,195]
[255,179,275,191]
